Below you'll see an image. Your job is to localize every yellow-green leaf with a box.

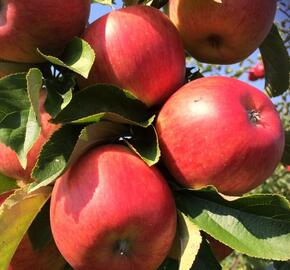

[38,37,95,79]
[178,211,202,270]
[0,186,52,270]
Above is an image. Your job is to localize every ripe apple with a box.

[8,234,66,270]
[50,144,177,270]
[0,90,60,182]
[248,68,258,81]
[78,5,185,107]
[206,235,232,261]
[0,0,91,63]
[156,76,284,196]
[0,192,66,270]
[169,0,277,64]
[248,62,265,81]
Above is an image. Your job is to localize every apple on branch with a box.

[169,0,277,64]
[206,234,233,262]
[156,76,285,196]
[77,5,185,107]
[0,0,91,63]
[50,144,177,270]
[248,62,265,81]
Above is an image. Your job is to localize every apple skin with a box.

[248,62,265,81]
[0,193,66,270]
[156,76,285,196]
[169,0,277,64]
[78,5,185,107]
[0,0,91,63]
[0,91,60,182]
[206,235,232,261]
[8,234,66,270]
[248,68,258,81]
[50,144,177,270]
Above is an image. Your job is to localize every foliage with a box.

[0,0,289,269]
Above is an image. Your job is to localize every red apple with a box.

[0,192,66,270]
[0,0,91,63]
[156,76,284,196]
[0,190,12,204]
[0,90,60,182]
[253,62,265,79]
[8,234,66,270]
[248,62,265,81]
[169,0,277,64]
[248,67,258,81]
[50,144,177,270]
[206,235,232,261]
[78,5,185,107]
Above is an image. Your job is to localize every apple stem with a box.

[248,109,260,124]
[114,239,130,256]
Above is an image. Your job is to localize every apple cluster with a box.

[0,0,285,269]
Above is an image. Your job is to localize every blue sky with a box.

[89,2,119,23]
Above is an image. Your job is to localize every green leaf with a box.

[176,188,290,261]
[124,125,160,166]
[281,130,290,165]
[30,125,84,190]
[38,37,95,78]
[0,186,51,270]
[274,261,290,270]
[0,173,18,194]
[44,73,75,117]
[26,69,43,124]
[52,84,154,127]
[191,236,222,270]
[177,212,202,270]
[28,199,52,250]
[229,193,290,221]
[260,24,289,97]
[30,121,127,191]
[0,73,41,168]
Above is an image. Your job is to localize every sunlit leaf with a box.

[38,38,95,79]
[0,187,51,270]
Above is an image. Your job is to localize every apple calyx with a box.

[113,239,131,256]
[208,34,222,49]
[248,109,261,124]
